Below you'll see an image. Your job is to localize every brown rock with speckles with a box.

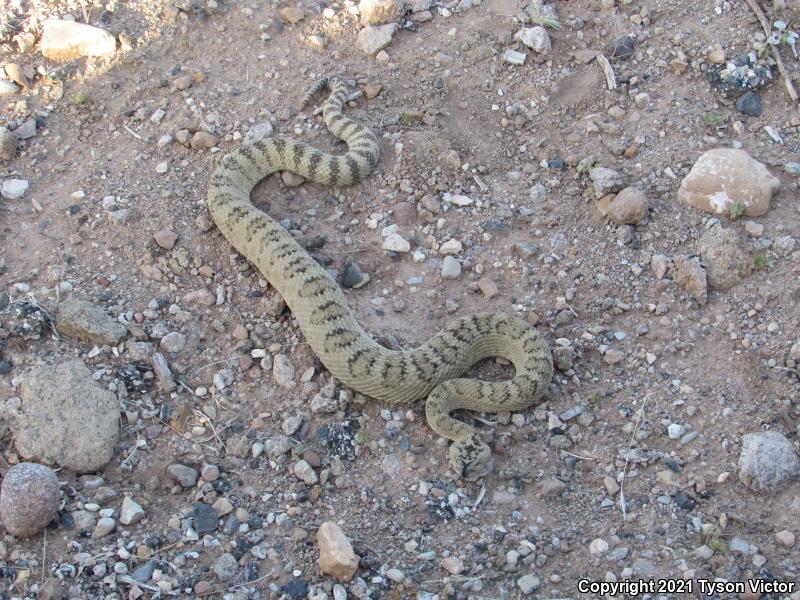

[673,256,708,305]
[56,298,127,345]
[0,463,60,537]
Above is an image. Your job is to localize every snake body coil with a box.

[208,78,553,479]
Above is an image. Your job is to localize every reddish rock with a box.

[0,463,60,537]
[596,187,648,224]
[392,201,417,225]
[153,229,178,250]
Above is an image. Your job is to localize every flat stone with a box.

[385,568,405,582]
[708,48,726,63]
[280,7,306,23]
[0,127,17,162]
[1,178,29,200]
[603,476,620,495]
[17,360,119,472]
[40,19,117,61]
[677,148,780,217]
[589,167,624,198]
[363,84,383,100]
[131,560,156,582]
[359,0,401,25]
[540,478,566,497]
[382,233,410,252]
[439,239,462,255]
[244,121,273,144]
[0,463,60,537]
[318,522,360,581]
[13,119,37,140]
[356,24,397,55]
[183,288,216,306]
[478,278,499,298]
[390,202,416,226]
[738,431,800,492]
[167,464,199,488]
[190,131,218,150]
[56,298,127,345]
[503,49,527,65]
[281,171,305,187]
[0,80,19,96]
[173,75,193,90]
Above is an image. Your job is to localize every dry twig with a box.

[742,0,798,101]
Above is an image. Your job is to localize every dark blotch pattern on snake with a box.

[207,77,553,479]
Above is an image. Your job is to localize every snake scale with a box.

[207,77,553,479]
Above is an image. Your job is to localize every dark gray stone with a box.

[735,91,762,117]
[193,502,218,534]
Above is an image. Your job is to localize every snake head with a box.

[448,434,492,481]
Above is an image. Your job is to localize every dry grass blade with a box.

[742,0,799,101]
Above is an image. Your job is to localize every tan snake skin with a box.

[207,78,553,479]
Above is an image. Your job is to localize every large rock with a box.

[40,20,117,61]
[355,24,397,55]
[678,148,780,217]
[56,298,127,345]
[0,463,60,537]
[359,0,401,25]
[318,522,360,581]
[739,431,800,492]
[16,360,120,472]
[698,225,750,290]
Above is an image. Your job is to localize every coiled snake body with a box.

[207,78,553,479]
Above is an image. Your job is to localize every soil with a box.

[1,0,799,598]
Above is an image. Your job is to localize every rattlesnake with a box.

[207,77,553,479]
